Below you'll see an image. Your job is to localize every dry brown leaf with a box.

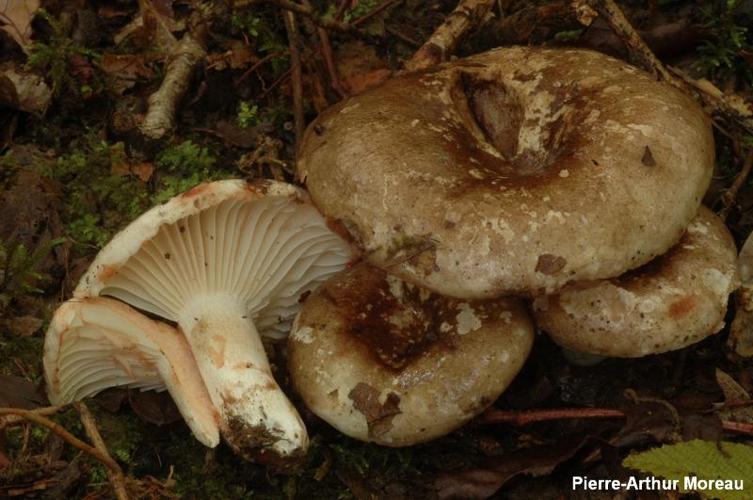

[114,0,181,49]
[99,53,154,95]
[715,369,753,424]
[0,0,40,53]
[0,66,51,114]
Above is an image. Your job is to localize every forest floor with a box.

[1,0,753,498]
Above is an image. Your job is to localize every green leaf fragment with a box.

[623,440,753,500]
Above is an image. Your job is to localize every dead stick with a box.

[0,407,122,474]
[578,0,673,82]
[480,407,625,426]
[236,0,351,32]
[351,0,400,27]
[722,420,753,435]
[0,405,61,428]
[405,0,495,71]
[283,10,305,159]
[75,402,129,500]
[720,148,753,219]
[236,51,285,85]
[578,0,753,135]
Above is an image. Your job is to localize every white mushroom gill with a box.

[73,180,353,461]
[44,297,220,448]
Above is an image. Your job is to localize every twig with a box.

[140,33,207,140]
[669,67,753,136]
[234,0,352,32]
[74,402,130,500]
[575,0,753,135]
[480,407,625,426]
[719,148,753,219]
[721,420,753,435]
[235,51,285,85]
[0,407,122,475]
[351,0,399,27]
[283,10,305,159]
[0,405,61,428]
[405,0,496,71]
[575,0,673,82]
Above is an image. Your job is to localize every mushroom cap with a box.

[287,263,534,446]
[298,47,713,298]
[43,296,220,447]
[533,206,739,357]
[74,179,353,338]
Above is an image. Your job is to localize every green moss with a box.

[696,0,753,85]
[0,335,44,379]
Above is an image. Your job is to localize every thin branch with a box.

[283,10,305,159]
[0,405,61,428]
[0,407,122,475]
[480,407,625,426]
[576,0,673,81]
[576,0,753,135]
[351,0,400,27]
[234,0,352,32]
[721,420,753,435]
[405,0,496,71]
[719,148,753,219]
[74,402,130,500]
[235,51,285,85]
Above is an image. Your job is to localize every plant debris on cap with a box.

[288,263,534,446]
[298,47,713,299]
[533,207,739,357]
[69,179,354,463]
[44,296,220,447]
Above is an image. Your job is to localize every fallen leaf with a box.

[114,0,181,49]
[128,389,181,426]
[434,437,588,499]
[98,53,154,95]
[0,374,45,409]
[716,369,753,423]
[0,66,52,114]
[0,0,40,53]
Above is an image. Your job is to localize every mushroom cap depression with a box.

[299,47,714,298]
[44,296,219,447]
[533,207,739,357]
[288,263,534,446]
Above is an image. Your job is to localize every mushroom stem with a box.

[179,294,308,462]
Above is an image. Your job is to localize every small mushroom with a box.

[288,263,534,446]
[59,179,354,462]
[44,297,219,447]
[533,207,739,357]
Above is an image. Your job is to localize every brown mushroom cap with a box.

[287,263,534,446]
[299,47,713,298]
[533,207,739,357]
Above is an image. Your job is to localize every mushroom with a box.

[44,296,219,447]
[298,47,713,299]
[532,207,739,357]
[287,263,534,446]
[65,179,354,462]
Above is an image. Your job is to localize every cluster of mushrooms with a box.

[44,47,740,465]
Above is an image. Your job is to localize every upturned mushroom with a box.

[533,207,739,357]
[298,47,713,299]
[44,297,220,447]
[50,179,354,463]
[288,263,534,446]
